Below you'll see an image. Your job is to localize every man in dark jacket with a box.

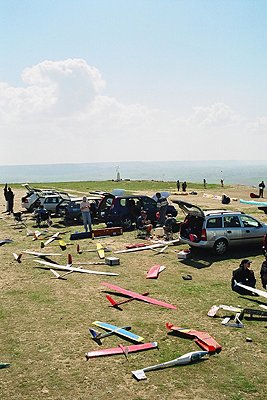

[260,256,267,289]
[155,192,168,226]
[6,187,14,214]
[231,259,256,295]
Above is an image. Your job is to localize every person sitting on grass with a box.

[164,214,179,240]
[231,259,256,295]
[136,210,153,238]
[34,204,51,227]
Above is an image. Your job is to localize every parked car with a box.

[21,184,70,212]
[97,194,177,230]
[59,196,103,225]
[174,200,267,255]
[39,193,72,214]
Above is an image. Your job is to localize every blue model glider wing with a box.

[92,321,144,342]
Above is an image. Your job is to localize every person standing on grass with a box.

[155,192,168,226]
[231,259,256,295]
[259,181,265,198]
[3,184,8,212]
[6,187,14,214]
[80,196,92,232]
[176,180,180,192]
[203,179,207,189]
[182,181,187,192]
[260,255,267,289]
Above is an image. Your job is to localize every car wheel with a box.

[213,239,228,255]
[121,217,133,231]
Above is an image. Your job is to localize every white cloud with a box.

[0,58,266,164]
[190,103,241,127]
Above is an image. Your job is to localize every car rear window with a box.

[206,217,222,228]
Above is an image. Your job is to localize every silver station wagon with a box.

[175,200,267,255]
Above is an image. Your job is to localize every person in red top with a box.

[80,196,92,232]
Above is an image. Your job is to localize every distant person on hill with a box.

[203,179,207,189]
[6,187,14,214]
[176,180,180,192]
[182,181,187,192]
[259,181,265,198]
[155,192,168,226]
[220,179,224,187]
[231,259,256,295]
[80,196,92,233]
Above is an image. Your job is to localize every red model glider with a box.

[102,282,176,310]
[166,323,222,353]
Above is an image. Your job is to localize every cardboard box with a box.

[105,257,120,266]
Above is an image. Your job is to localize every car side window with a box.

[223,216,241,228]
[206,217,222,228]
[119,199,127,207]
[240,215,261,228]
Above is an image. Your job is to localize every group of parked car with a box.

[21,185,267,255]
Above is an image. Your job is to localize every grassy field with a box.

[0,181,266,400]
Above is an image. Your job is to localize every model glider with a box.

[166,323,222,353]
[146,265,166,279]
[114,243,166,254]
[89,321,144,344]
[234,281,267,299]
[96,243,105,259]
[240,199,267,206]
[132,350,208,380]
[43,232,60,247]
[22,250,61,257]
[34,255,119,276]
[102,282,176,309]
[77,244,111,254]
[85,341,157,359]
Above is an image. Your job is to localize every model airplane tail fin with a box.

[77,244,81,253]
[132,369,147,380]
[67,254,72,266]
[165,322,174,330]
[106,295,118,307]
[89,328,101,339]
[13,253,22,262]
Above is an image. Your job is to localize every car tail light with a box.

[201,228,207,241]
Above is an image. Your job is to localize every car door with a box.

[223,215,243,245]
[240,214,266,245]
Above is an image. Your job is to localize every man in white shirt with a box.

[80,196,92,232]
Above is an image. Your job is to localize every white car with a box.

[21,184,70,212]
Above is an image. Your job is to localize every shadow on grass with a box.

[180,245,263,269]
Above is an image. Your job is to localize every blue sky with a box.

[1,0,267,165]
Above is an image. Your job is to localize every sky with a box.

[0,0,267,165]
